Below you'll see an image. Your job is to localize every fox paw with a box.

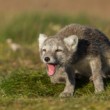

[95,87,104,94]
[59,92,73,98]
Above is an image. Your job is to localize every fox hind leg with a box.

[89,56,104,93]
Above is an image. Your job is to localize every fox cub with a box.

[38,24,110,97]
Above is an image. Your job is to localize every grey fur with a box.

[38,24,110,97]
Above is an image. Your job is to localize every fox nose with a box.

[44,57,50,62]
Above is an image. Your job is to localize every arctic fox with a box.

[38,24,110,97]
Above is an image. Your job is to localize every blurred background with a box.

[0,0,110,19]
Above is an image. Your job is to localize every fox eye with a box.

[42,49,46,52]
[55,49,63,52]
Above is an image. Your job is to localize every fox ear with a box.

[38,33,47,48]
[64,35,78,50]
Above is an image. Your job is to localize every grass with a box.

[0,13,110,110]
[1,13,109,44]
[0,68,64,98]
[1,69,110,110]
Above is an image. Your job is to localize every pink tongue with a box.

[47,64,56,76]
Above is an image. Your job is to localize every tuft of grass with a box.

[0,68,64,98]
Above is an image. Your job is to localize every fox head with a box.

[38,33,78,76]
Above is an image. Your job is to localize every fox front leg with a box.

[59,66,75,97]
